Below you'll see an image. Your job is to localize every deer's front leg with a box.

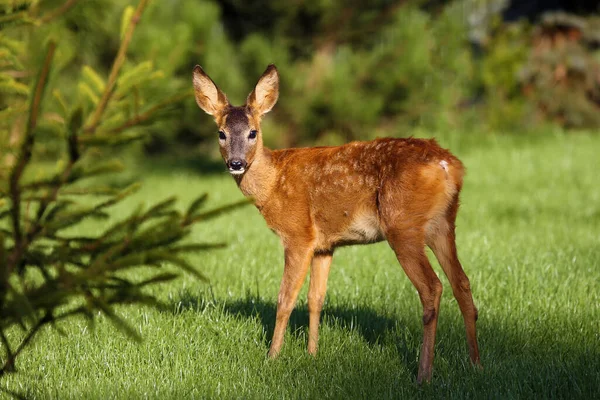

[268,244,314,358]
[307,251,333,355]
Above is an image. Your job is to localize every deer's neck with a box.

[235,147,277,206]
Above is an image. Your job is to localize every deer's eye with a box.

[219,131,226,140]
[248,130,257,139]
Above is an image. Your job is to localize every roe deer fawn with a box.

[192,64,481,383]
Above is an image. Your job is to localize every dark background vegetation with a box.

[3,0,600,163]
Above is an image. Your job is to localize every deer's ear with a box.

[246,64,279,116]
[192,65,229,115]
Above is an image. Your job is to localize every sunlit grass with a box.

[2,132,599,399]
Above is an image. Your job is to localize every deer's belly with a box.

[315,210,385,251]
[340,212,384,243]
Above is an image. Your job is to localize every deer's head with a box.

[192,64,279,175]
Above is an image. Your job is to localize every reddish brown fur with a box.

[193,65,481,383]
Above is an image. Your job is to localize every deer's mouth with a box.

[229,168,245,175]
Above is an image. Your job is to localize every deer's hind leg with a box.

[379,165,452,383]
[426,193,481,367]
[385,226,442,383]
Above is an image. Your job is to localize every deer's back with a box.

[264,137,464,252]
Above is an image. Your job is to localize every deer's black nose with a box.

[228,159,246,171]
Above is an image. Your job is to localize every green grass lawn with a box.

[2,132,599,399]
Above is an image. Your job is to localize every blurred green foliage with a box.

[2,0,600,160]
[480,11,600,130]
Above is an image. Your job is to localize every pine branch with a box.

[7,41,55,273]
[38,0,79,23]
[185,198,253,226]
[0,312,52,377]
[0,11,32,27]
[13,107,82,263]
[102,91,193,135]
[84,0,149,134]
[24,162,75,243]
[0,330,14,373]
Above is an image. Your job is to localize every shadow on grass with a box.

[226,296,399,345]
[172,290,399,345]
[171,290,422,374]
[168,289,600,398]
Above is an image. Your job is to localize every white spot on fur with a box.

[439,160,449,176]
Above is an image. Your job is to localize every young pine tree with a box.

[0,0,246,377]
